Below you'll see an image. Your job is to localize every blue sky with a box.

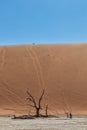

[0,0,87,45]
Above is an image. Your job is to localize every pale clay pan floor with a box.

[0,117,87,130]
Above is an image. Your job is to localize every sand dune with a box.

[0,43,87,115]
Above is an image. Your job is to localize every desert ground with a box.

[0,116,87,130]
[0,43,87,116]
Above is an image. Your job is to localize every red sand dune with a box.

[0,43,87,115]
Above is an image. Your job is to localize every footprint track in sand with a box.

[0,47,6,72]
[25,45,45,89]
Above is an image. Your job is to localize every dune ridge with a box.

[0,43,87,115]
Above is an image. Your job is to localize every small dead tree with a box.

[27,89,45,117]
[45,105,48,117]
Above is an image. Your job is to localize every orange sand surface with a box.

[0,43,87,115]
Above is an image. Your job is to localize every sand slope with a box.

[0,43,87,115]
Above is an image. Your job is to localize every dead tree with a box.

[27,89,45,117]
[65,112,72,119]
[45,105,48,117]
[70,112,72,119]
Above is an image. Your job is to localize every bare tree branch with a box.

[26,89,45,117]
[27,97,34,102]
[27,90,37,108]
[38,89,45,108]
[28,104,35,108]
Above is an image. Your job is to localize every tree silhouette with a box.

[45,105,48,117]
[27,89,45,117]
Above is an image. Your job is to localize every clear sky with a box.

[0,0,87,45]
